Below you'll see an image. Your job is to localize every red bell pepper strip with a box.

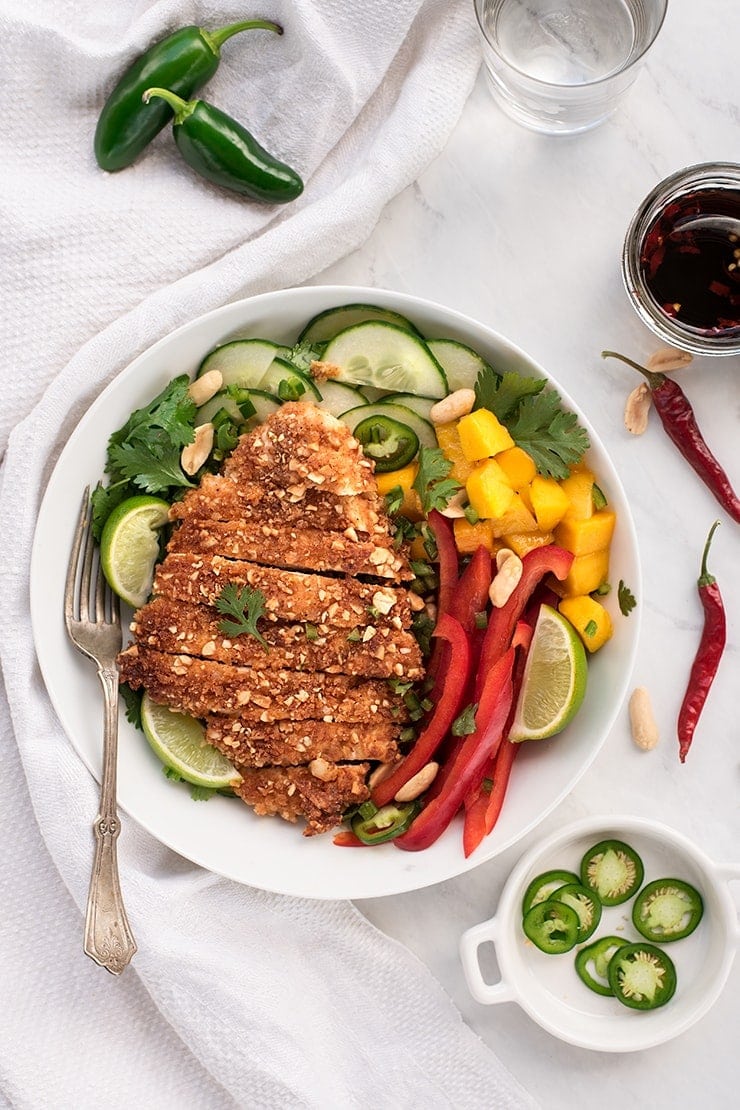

[463,620,532,857]
[427,510,458,618]
[395,647,515,853]
[477,545,572,695]
[332,830,367,847]
[450,544,493,632]
[372,613,471,807]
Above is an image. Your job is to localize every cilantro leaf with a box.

[189,785,218,801]
[452,703,478,736]
[90,481,130,542]
[279,340,326,372]
[384,485,405,516]
[215,583,269,647]
[474,366,545,421]
[507,389,590,479]
[108,434,194,494]
[618,580,637,616]
[412,446,462,514]
[108,375,195,454]
[119,682,142,730]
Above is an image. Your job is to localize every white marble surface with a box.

[310,3,739,1105]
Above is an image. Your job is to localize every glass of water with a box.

[473,0,668,134]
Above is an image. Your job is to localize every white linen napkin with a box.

[0,2,537,1106]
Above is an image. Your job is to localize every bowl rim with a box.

[31,283,643,899]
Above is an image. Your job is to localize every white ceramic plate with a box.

[460,815,740,1050]
[31,286,641,899]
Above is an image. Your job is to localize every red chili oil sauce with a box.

[640,188,740,336]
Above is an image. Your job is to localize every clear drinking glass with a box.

[473,0,668,134]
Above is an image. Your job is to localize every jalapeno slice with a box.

[350,801,418,844]
[522,900,580,954]
[548,883,602,944]
[608,942,677,1010]
[580,839,644,906]
[632,878,704,943]
[352,415,419,472]
[574,935,626,996]
[521,869,580,916]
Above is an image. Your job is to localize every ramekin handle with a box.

[715,863,740,939]
[459,918,516,1005]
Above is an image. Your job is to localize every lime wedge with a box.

[509,605,587,742]
[100,495,170,608]
[140,692,241,789]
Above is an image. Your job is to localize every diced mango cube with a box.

[559,470,595,522]
[409,533,429,562]
[466,461,516,520]
[530,475,571,531]
[375,463,422,520]
[457,409,515,462]
[559,595,613,652]
[495,446,537,489]
[552,549,610,597]
[435,421,474,483]
[503,530,554,558]
[489,492,538,538]
[453,517,498,555]
[554,509,616,556]
[518,483,534,514]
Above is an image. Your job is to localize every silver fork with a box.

[64,487,137,975]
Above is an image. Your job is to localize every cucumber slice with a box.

[197,339,281,387]
[427,338,493,392]
[322,323,448,398]
[379,392,436,422]
[314,380,366,417]
[299,304,423,343]
[260,358,322,402]
[339,402,437,451]
[245,389,283,423]
[195,388,281,427]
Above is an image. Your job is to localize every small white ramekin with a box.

[460,814,739,1052]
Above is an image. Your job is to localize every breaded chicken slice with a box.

[170,473,385,538]
[233,762,370,835]
[152,554,415,634]
[207,717,400,768]
[166,517,411,580]
[224,402,376,498]
[130,597,423,679]
[118,645,407,722]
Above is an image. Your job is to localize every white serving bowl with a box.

[460,814,740,1051]
[32,286,641,899]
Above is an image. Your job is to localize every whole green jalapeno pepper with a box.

[143,88,304,204]
[95,20,282,172]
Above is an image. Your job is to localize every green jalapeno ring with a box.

[547,882,602,944]
[522,900,580,954]
[143,89,304,204]
[352,414,420,472]
[95,20,283,172]
[574,935,626,996]
[350,801,419,845]
[607,942,677,1010]
[521,868,580,916]
[632,877,704,943]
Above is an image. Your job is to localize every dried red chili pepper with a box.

[678,521,726,762]
[602,351,740,523]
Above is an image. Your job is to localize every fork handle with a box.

[84,665,137,975]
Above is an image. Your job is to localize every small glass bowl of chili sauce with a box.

[622,162,740,356]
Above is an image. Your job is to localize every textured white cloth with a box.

[0,2,537,1107]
